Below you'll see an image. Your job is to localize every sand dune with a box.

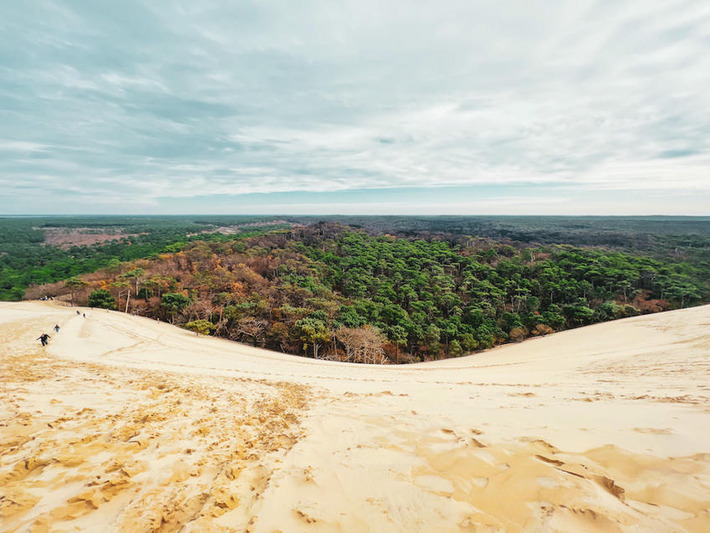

[1,301,709,531]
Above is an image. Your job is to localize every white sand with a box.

[1,301,709,531]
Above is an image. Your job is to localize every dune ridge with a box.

[1,301,709,531]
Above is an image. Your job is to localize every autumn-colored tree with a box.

[266,322,291,352]
[335,325,387,364]
[235,317,267,346]
[184,297,214,322]
[111,280,131,313]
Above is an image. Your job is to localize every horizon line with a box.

[2,214,710,219]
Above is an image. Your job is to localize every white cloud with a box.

[0,0,708,212]
[0,141,47,153]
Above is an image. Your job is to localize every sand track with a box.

[1,301,709,532]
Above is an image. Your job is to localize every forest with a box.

[24,220,709,364]
[4,215,709,302]
[284,215,710,263]
[0,216,288,301]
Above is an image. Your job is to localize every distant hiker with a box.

[54,324,60,333]
[76,310,80,315]
[82,313,86,318]
[37,333,50,347]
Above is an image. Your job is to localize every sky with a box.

[1,0,709,215]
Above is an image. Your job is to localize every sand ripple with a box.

[0,315,308,532]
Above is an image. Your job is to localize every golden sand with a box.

[1,301,709,531]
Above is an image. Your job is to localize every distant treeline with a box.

[283,215,710,263]
[37,223,709,364]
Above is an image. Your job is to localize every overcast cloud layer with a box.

[1,0,709,214]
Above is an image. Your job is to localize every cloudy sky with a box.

[1,0,709,215]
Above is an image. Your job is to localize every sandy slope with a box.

[1,302,709,532]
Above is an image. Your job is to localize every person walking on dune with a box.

[54,324,60,333]
[37,333,50,347]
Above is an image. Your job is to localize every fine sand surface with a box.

[1,301,709,532]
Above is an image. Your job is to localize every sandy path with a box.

[1,301,709,531]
